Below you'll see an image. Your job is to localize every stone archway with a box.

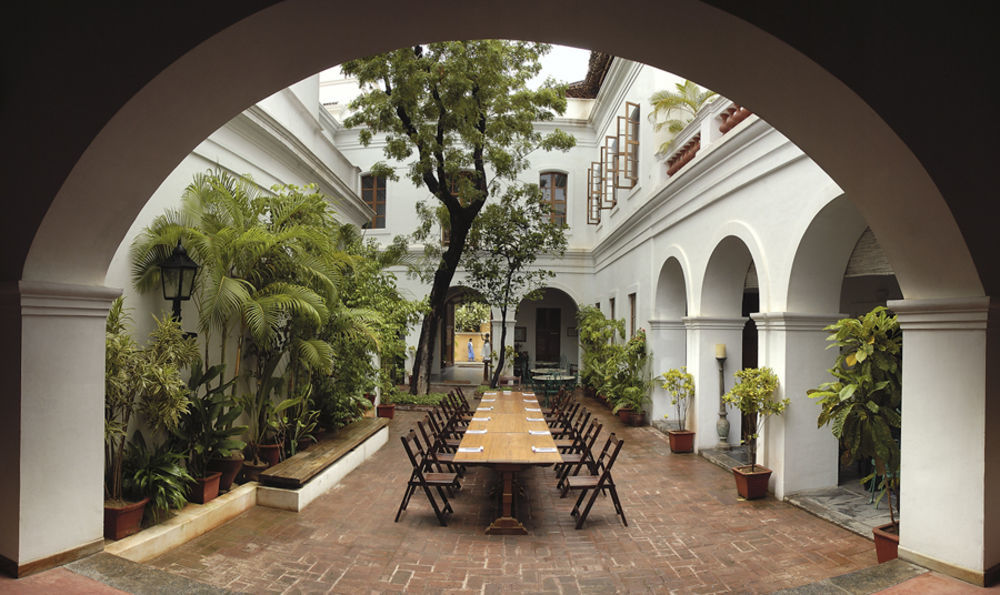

[4,2,995,582]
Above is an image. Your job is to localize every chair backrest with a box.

[400,429,426,471]
[578,420,603,454]
[592,433,624,486]
[568,410,592,442]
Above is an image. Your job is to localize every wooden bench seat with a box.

[259,417,389,489]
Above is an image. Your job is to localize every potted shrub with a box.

[660,367,695,453]
[607,330,652,426]
[808,306,902,562]
[722,366,788,499]
[172,362,247,504]
[104,297,198,539]
[123,432,194,524]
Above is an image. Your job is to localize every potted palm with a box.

[808,306,902,562]
[104,297,198,539]
[722,366,788,499]
[660,367,695,453]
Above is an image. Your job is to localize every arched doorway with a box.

[4,3,995,583]
[650,255,689,422]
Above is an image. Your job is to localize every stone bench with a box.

[257,417,389,511]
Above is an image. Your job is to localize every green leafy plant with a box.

[172,362,247,478]
[722,367,787,472]
[577,305,625,395]
[383,391,448,406]
[123,432,194,522]
[808,306,902,527]
[649,79,717,154]
[105,296,198,504]
[454,301,490,332]
[660,367,695,431]
[606,330,652,415]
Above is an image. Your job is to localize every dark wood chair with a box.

[396,429,460,526]
[550,402,582,438]
[566,433,627,529]
[557,420,602,495]
[416,416,464,476]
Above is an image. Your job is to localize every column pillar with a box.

[683,316,745,452]
[889,297,999,586]
[648,319,686,424]
[752,312,841,499]
[0,281,119,577]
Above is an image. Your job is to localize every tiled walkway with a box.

[146,397,880,593]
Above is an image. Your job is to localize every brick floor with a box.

[147,399,878,593]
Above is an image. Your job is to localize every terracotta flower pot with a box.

[377,403,395,419]
[239,460,268,483]
[667,430,695,453]
[103,497,150,540]
[259,443,282,466]
[188,471,222,504]
[732,465,772,500]
[207,455,244,492]
[873,522,900,563]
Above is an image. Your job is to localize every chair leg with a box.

[395,484,416,522]
[422,483,448,526]
[435,485,454,514]
[575,486,603,530]
[570,487,588,517]
[608,485,627,526]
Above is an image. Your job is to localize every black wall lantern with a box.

[160,239,199,322]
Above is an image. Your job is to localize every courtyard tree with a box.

[341,40,576,394]
[463,185,567,388]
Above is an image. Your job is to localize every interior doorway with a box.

[535,307,561,363]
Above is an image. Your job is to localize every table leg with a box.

[485,464,527,535]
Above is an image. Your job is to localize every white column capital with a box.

[888,296,993,331]
[18,281,121,318]
[682,316,747,331]
[751,311,844,332]
[647,318,686,331]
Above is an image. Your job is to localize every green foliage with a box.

[123,432,194,522]
[105,296,198,502]
[463,184,568,387]
[808,306,902,524]
[660,367,695,430]
[576,307,650,413]
[605,331,652,415]
[341,41,575,394]
[172,362,247,478]
[723,367,787,471]
[649,80,717,154]
[577,305,625,392]
[454,301,490,332]
[383,391,448,406]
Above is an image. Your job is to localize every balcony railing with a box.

[663,99,753,177]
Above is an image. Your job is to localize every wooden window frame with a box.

[628,292,637,338]
[539,171,568,226]
[361,173,386,229]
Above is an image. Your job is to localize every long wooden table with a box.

[452,389,562,534]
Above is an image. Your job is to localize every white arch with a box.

[696,220,768,316]
[19,0,980,306]
[786,195,869,313]
[653,246,692,319]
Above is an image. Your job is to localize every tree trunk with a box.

[409,215,474,395]
[490,305,510,389]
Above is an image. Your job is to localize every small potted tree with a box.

[808,306,902,562]
[722,366,788,499]
[104,298,198,539]
[660,367,695,453]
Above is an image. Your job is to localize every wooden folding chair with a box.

[416,416,465,476]
[566,433,627,529]
[557,420,602,495]
[554,410,591,449]
[396,429,460,526]
[550,402,582,438]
